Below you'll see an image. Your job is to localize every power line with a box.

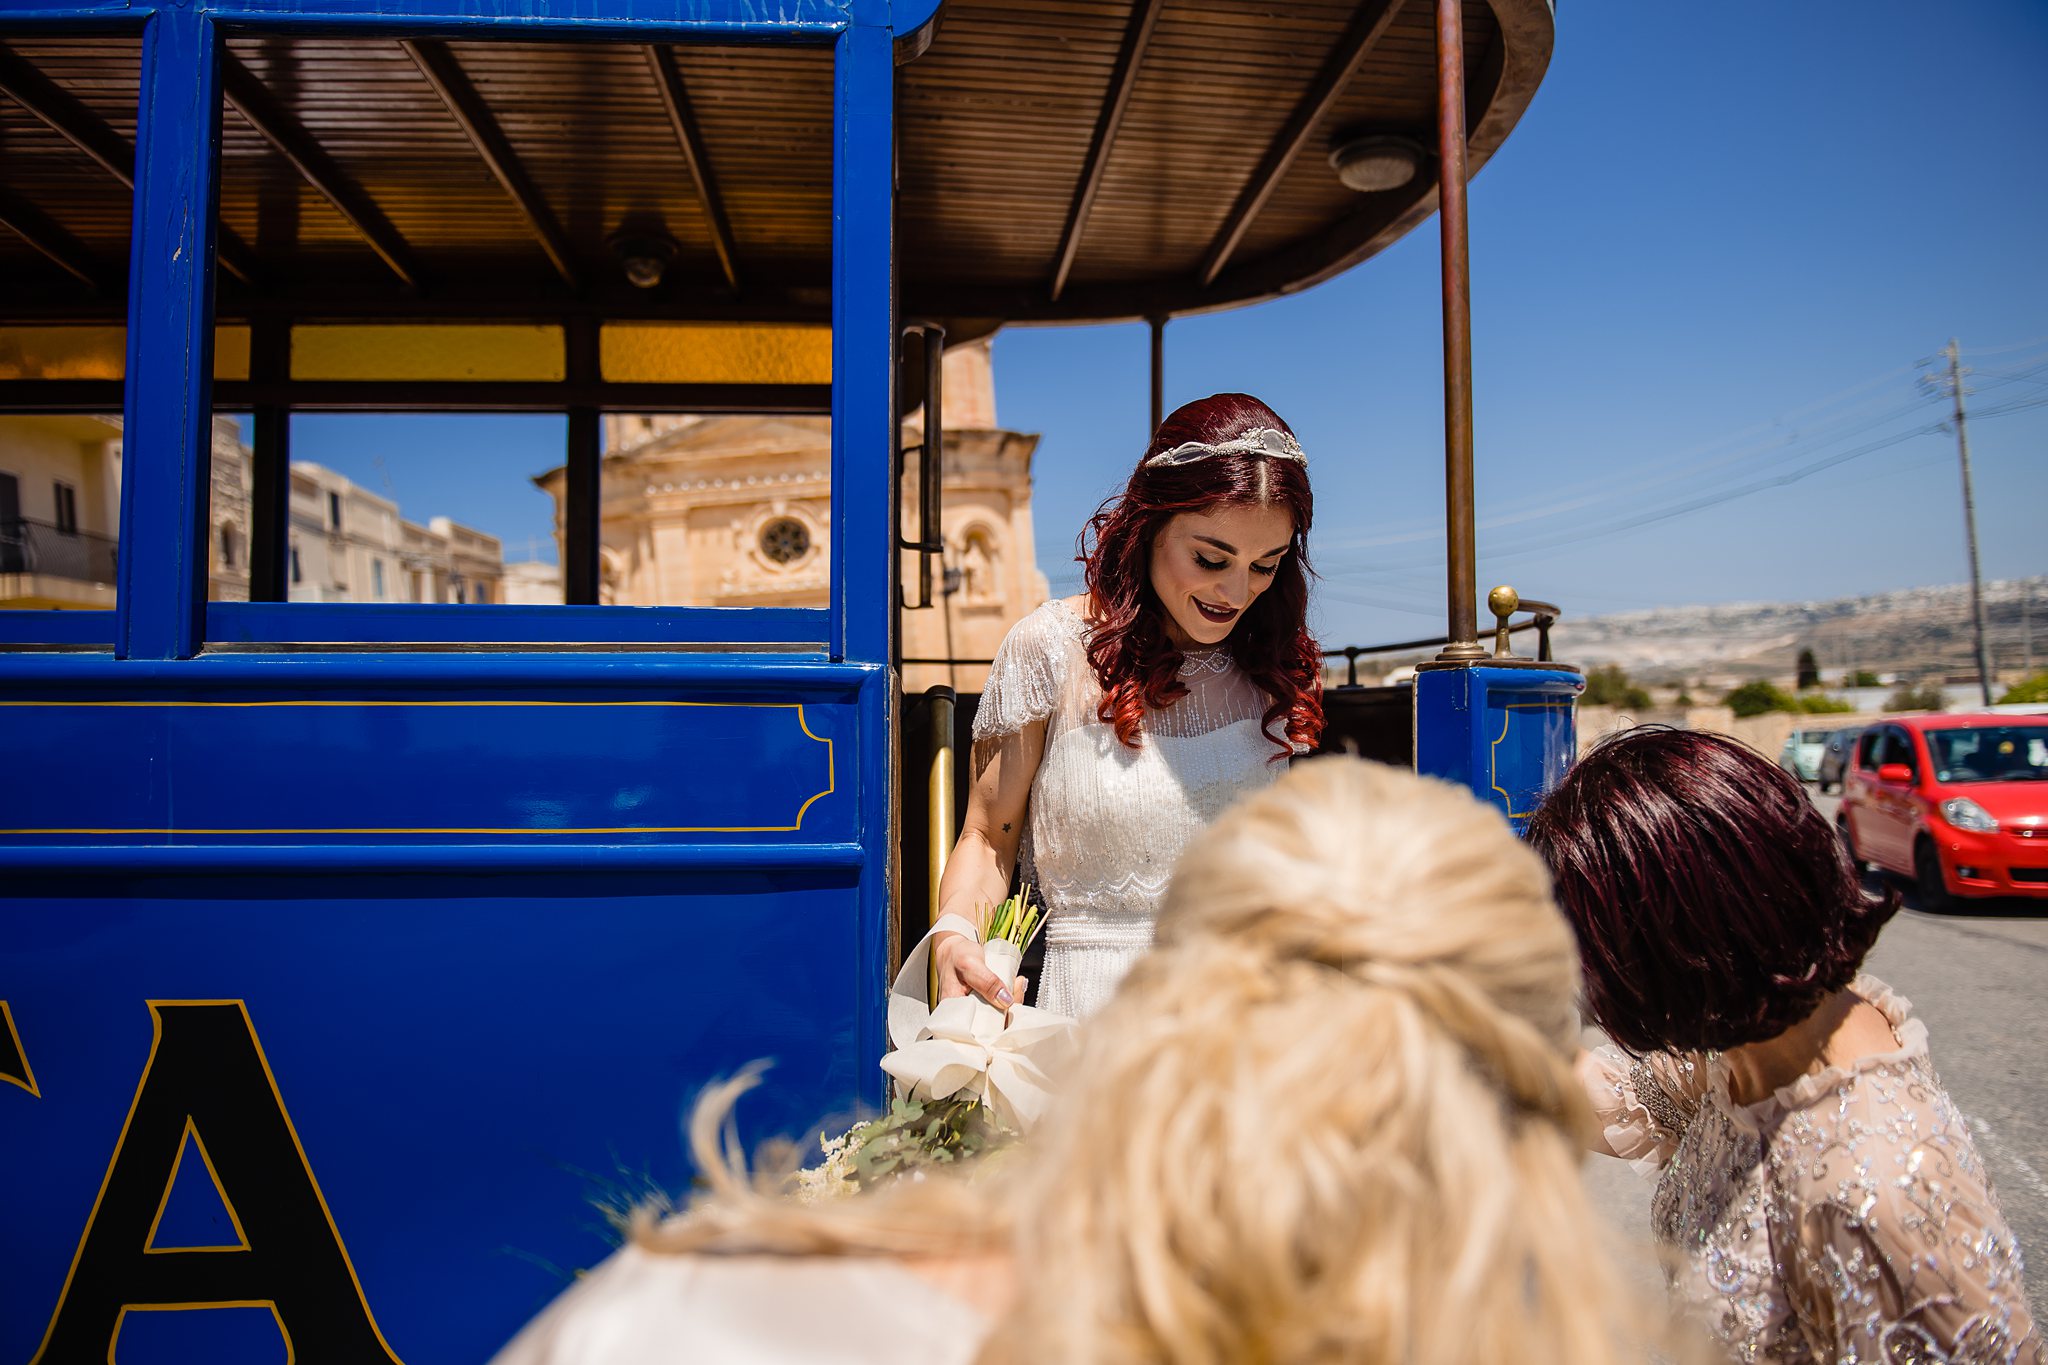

[1467,422,1945,564]
[1332,399,1949,574]
[1316,361,1934,555]
[1324,355,2045,575]
[1969,393,2048,420]
[1964,334,2048,358]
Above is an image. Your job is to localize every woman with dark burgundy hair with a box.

[894,393,1323,1021]
[1528,727,2040,1365]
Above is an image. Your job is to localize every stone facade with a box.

[285,462,505,606]
[1,413,506,610]
[0,412,252,608]
[537,338,1048,691]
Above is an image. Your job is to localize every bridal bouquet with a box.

[798,887,1077,1197]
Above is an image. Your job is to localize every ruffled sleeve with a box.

[1785,1188,2041,1365]
[972,603,1070,741]
[1577,1045,1709,1173]
[1773,1044,2043,1365]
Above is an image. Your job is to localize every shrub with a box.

[1884,682,1947,713]
[1844,669,1882,688]
[1999,672,2048,705]
[1794,693,1854,714]
[1583,663,1652,710]
[1723,680,1796,718]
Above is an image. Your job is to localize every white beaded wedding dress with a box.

[970,597,1298,1018]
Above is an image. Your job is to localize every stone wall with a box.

[1576,704,1891,760]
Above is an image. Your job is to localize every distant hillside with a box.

[1548,577,2047,687]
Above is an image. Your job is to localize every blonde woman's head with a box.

[993,757,1638,1365]
[644,758,1661,1365]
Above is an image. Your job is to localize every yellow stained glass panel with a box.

[214,326,251,381]
[292,325,565,382]
[601,323,832,385]
[0,326,253,380]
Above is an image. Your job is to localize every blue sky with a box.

[294,1,2048,647]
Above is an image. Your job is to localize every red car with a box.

[1838,713,2048,910]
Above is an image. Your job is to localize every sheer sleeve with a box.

[1780,1093,2043,1364]
[972,605,1069,741]
[1577,1045,1709,1172]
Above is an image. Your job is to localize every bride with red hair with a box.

[898,392,1324,1020]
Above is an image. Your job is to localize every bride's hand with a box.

[932,932,1025,1011]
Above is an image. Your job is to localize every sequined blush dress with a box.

[970,598,1295,1018]
[1584,976,2042,1365]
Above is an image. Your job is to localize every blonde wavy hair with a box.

[643,757,1659,1365]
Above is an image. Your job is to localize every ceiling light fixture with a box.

[1327,132,1426,193]
[607,229,680,290]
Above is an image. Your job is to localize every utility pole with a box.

[1943,339,1995,706]
[2024,578,2034,675]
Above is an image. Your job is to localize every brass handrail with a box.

[925,686,957,928]
[1322,589,1562,686]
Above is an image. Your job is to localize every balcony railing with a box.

[0,517,119,585]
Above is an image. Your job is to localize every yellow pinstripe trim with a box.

[1,1001,38,1097]
[1488,700,1576,819]
[144,1118,250,1254]
[0,700,834,836]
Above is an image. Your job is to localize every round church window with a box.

[759,517,811,565]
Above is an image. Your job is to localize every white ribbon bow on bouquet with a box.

[881,995,1080,1133]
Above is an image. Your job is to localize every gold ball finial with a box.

[1488,585,1519,658]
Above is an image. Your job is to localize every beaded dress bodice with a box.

[1584,978,2041,1365]
[973,599,1292,1018]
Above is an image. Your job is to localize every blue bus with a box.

[0,1,1574,1358]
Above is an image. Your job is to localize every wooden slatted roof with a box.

[0,0,1551,329]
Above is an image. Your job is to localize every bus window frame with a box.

[0,0,930,662]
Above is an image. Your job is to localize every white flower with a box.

[879,997,1079,1132]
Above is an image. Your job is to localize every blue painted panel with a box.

[0,611,116,646]
[207,602,830,647]
[0,867,873,1364]
[0,651,870,690]
[1414,665,1583,832]
[0,696,845,843]
[0,3,921,1357]
[0,840,865,873]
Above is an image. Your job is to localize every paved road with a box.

[1586,788,2048,1288]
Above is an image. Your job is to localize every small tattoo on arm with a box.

[1001,822,1012,833]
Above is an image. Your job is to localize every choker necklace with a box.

[1177,649,1231,678]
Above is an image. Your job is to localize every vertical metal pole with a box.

[2024,580,2033,675]
[1148,314,1166,435]
[563,319,600,606]
[1945,339,1994,705]
[248,405,290,601]
[918,323,944,610]
[1431,0,1484,664]
[116,8,221,660]
[564,409,600,605]
[247,316,290,602]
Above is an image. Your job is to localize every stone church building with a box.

[537,338,1047,691]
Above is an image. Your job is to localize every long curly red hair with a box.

[1080,393,1322,758]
